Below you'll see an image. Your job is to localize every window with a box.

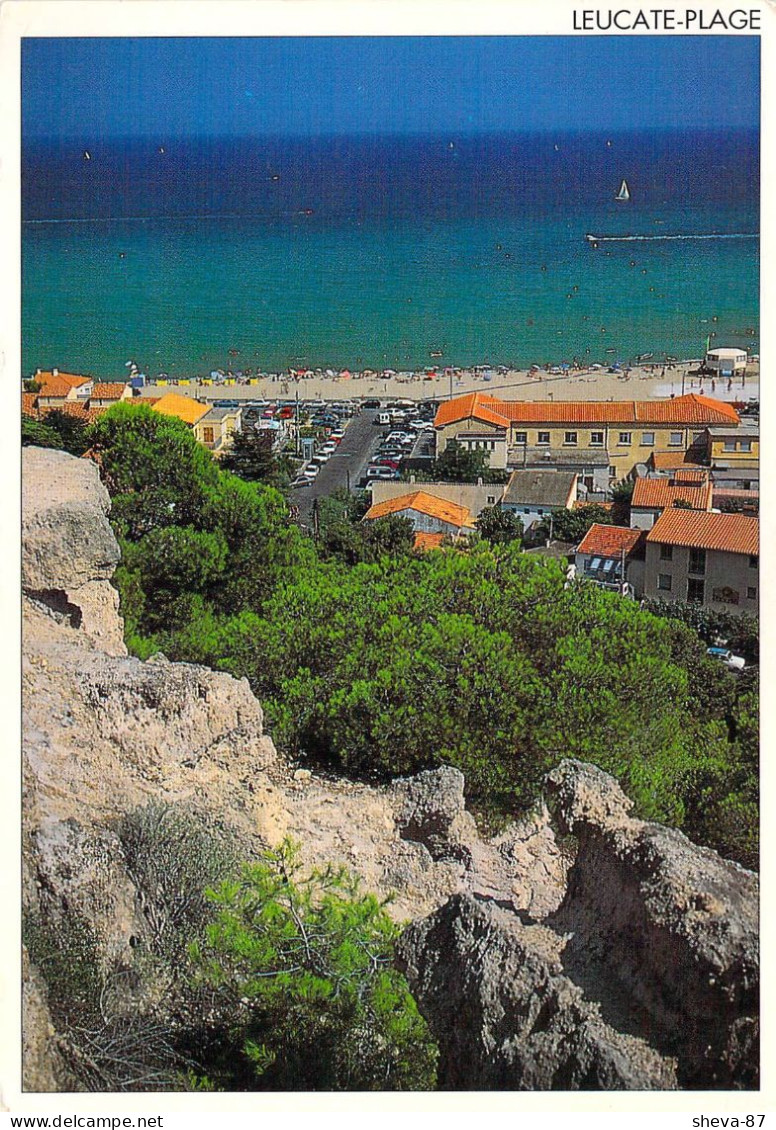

[687,577,705,604]
[747,586,757,600]
[658,574,672,591]
[669,431,683,446]
[537,431,550,445]
[723,440,737,452]
[749,555,758,569]
[741,440,753,453]
[641,432,655,446]
[537,509,544,516]
[564,431,578,446]
[203,426,215,444]
[618,432,632,445]
[660,544,673,561]
[590,431,604,446]
[487,495,496,504]
[689,547,706,576]
[514,431,527,444]
[608,466,617,477]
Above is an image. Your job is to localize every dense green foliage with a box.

[219,427,296,487]
[533,503,616,545]
[22,415,63,450]
[191,840,437,1090]
[22,409,91,455]
[425,440,508,484]
[315,489,415,564]
[89,404,757,866]
[475,505,523,546]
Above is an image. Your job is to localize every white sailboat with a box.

[615,179,630,202]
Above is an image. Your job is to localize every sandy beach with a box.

[138,361,760,407]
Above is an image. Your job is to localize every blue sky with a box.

[22,36,759,138]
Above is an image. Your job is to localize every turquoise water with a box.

[22,132,759,378]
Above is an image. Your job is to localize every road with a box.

[293,408,382,525]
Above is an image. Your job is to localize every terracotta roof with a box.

[413,531,447,552]
[91,382,127,399]
[650,452,707,471]
[22,393,39,417]
[150,392,211,426]
[670,469,710,484]
[435,392,739,429]
[434,393,509,429]
[34,370,91,390]
[576,523,645,558]
[365,490,474,528]
[42,402,99,423]
[631,478,713,512]
[633,395,739,424]
[646,510,759,556]
[37,377,88,400]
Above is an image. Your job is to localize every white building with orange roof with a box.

[89,382,133,410]
[363,490,477,540]
[574,523,647,598]
[643,510,759,613]
[32,368,93,408]
[630,472,713,531]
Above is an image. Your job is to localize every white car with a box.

[706,647,746,672]
[318,442,337,455]
[302,465,319,480]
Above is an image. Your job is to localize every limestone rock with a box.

[390,766,477,860]
[399,760,759,1091]
[23,448,126,655]
[397,893,678,1090]
[544,759,759,1088]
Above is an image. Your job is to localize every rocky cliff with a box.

[21,447,758,1091]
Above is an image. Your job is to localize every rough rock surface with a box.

[398,761,759,1090]
[22,447,759,1092]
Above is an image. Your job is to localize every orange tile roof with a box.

[573,500,614,511]
[43,402,99,423]
[634,394,739,424]
[413,531,447,552]
[671,469,710,483]
[150,392,211,426]
[22,393,39,417]
[650,452,706,471]
[631,478,713,512]
[91,382,127,399]
[34,370,91,390]
[576,523,645,557]
[434,393,510,429]
[435,392,739,429]
[365,490,474,528]
[646,510,759,556]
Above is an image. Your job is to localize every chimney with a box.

[52,367,59,377]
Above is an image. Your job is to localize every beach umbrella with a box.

[340,369,352,379]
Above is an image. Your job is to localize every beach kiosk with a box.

[704,347,747,378]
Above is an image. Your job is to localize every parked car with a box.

[366,465,399,480]
[374,411,391,426]
[706,647,746,671]
[363,398,381,409]
[318,442,337,455]
[302,465,319,480]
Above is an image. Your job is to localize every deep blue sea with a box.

[22,131,759,378]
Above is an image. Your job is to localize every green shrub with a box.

[191,839,438,1091]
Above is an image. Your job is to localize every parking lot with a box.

[290,399,437,524]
